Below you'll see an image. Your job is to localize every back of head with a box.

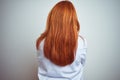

[36,0,80,66]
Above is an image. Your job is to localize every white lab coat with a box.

[37,36,87,80]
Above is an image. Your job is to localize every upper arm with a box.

[77,35,87,66]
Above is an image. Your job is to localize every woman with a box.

[36,1,87,80]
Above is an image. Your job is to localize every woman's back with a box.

[37,36,87,80]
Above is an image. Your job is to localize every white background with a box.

[0,0,120,80]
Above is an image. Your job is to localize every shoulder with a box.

[78,35,87,49]
[36,39,45,57]
[37,39,45,51]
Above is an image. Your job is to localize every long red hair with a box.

[36,1,80,66]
